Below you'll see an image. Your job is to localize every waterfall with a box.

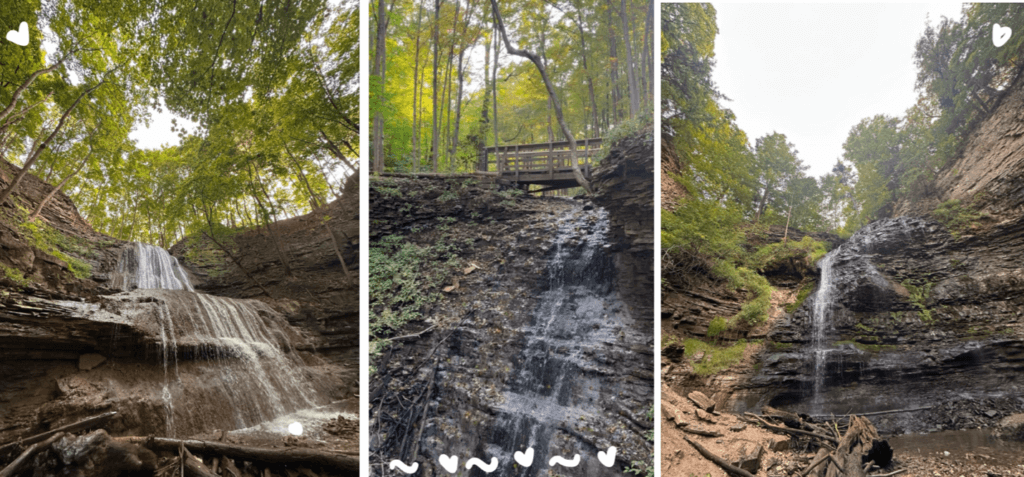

[486,206,623,476]
[115,242,324,436]
[810,250,838,415]
[115,242,194,291]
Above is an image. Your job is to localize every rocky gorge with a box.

[0,160,359,474]
[661,50,1024,475]
[369,131,654,476]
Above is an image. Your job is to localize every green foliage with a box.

[1,263,31,288]
[786,280,817,313]
[733,268,771,325]
[747,236,827,272]
[768,341,793,352]
[625,460,654,477]
[369,233,461,373]
[684,338,748,376]
[933,199,985,237]
[706,316,729,339]
[15,205,93,280]
[902,279,934,322]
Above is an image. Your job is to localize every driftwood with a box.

[822,416,879,477]
[746,413,838,444]
[0,432,64,477]
[117,437,357,474]
[810,407,934,419]
[0,411,117,456]
[683,437,755,477]
[681,427,723,438]
[869,470,907,477]
[799,449,833,477]
[182,446,219,477]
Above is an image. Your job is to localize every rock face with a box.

[170,182,359,373]
[895,73,1024,220]
[0,160,357,443]
[742,216,1024,433]
[369,133,653,476]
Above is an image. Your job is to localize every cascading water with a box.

[485,206,626,477]
[115,242,194,291]
[115,242,325,436]
[809,250,838,415]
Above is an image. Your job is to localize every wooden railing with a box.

[477,138,603,183]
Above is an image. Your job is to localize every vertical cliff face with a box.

[0,161,357,446]
[895,74,1024,221]
[591,128,655,327]
[738,77,1024,434]
[169,183,360,373]
[369,131,653,476]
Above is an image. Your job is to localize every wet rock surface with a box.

[743,215,1024,435]
[1,160,358,459]
[370,134,653,476]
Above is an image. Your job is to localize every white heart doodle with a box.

[513,447,535,467]
[438,454,459,474]
[598,446,617,467]
[6,22,29,47]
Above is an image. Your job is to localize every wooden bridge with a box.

[477,138,603,192]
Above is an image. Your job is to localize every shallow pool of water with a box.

[889,429,1024,465]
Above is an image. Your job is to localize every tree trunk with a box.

[431,0,442,172]
[489,0,592,193]
[202,231,273,298]
[324,219,352,283]
[571,7,600,137]
[411,1,425,172]
[29,151,93,221]
[492,20,499,152]
[605,0,622,123]
[620,0,640,119]
[116,436,358,473]
[0,82,102,207]
[371,0,389,173]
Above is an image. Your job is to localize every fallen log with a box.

[117,437,357,474]
[869,469,907,477]
[0,411,117,456]
[747,413,838,444]
[810,407,933,419]
[683,437,755,477]
[681,427,723,438]
[182,446,219,477]
[799,449,834,477]
[0,432,64,477]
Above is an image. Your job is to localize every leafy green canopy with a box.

[1,0,359,249]
[370,0,654,173]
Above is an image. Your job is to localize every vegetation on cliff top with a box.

[0,0,358,253]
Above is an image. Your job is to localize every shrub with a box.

[706,316,729,339]
[684,338,748,376]
[933,198,985,238]
[786,280,817,313]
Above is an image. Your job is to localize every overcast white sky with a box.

[709,3,967,178]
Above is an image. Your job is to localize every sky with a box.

[710,3,967,178]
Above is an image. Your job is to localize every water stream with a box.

[485,206,627,476]
[115,242,326,436]
[810,250,838,415]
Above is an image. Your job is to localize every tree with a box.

[489,0,592,192]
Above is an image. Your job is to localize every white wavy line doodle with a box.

[388,460,419,474]
[548,454,581,468]
[465,456,499,472]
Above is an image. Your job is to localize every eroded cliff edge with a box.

[369,130,654,476]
